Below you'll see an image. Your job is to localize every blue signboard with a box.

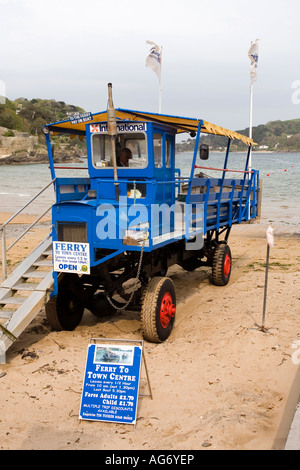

[70,112,92,125]
[79,340,143,424]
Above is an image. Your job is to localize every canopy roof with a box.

[44,108,255,146]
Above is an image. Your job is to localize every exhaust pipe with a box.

[107,83,119,200]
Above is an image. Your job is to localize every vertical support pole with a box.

[223,138,231,175]
[45,133,56,182]
[186,122,202,205]
[248,84,253,220]
[250,169,256,219]
[249,83,253,173]
[261,243,270,330]
[239,145,251,222]
[228,179,236,227]
[185,123,202,242]
[203,179,211,235]
[252,226,274,333]
[245,144,251,173]
[217,138,231,230]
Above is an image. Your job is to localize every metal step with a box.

[1,237,52,289]
[12,283,40,291]
[0,236,54,363]
[0,296,26,305]
[43,250,53,257]
[33,259,53,267]
[22,270,51,279]
[0,310,15,319]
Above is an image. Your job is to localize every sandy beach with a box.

[0,210,299,450]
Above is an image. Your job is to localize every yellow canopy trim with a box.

[46,108,255,146]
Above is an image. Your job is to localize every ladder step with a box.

[0,296,26,305]
[33,260,53,267]
[0,310,15,319]
[12,283,40,291]
[23,270,49,279]
[43,250,53,256]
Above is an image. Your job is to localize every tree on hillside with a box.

[0,106,23,130]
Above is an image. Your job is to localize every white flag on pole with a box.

[248,38,259,84]
[146,40,162,84]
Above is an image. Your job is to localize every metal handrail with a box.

[194,165,254,174]
[0,179,55,280]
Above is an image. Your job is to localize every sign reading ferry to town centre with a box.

[53,241,90,275]
[79,341,142,424]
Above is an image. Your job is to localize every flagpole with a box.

[249,81,253,173]
[248,82,253,219]
[159,46,162,113]
[248,38,259,220]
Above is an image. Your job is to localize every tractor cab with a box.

[86,120,176,207]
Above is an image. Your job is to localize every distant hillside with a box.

[176,118,300,152]
[0,97,86,164]
[237,119,300,151]
[0,97,84,138]
[1,98,300,153]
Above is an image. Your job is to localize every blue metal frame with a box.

[45,133,56,182]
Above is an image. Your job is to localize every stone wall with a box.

[0,126,83,165]
[0,126,38,157]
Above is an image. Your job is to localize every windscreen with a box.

[92,132,147,168]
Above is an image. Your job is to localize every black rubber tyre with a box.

[141,277,176,343]
[211,243,232,286]
[45,274,84,331]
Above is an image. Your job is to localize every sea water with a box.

[0,152,299,228]
[0,162,88,216]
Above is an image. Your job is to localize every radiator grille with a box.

[57,222,87,243]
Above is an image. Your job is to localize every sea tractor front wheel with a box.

[211,243,232,286]
[141,277,176,343]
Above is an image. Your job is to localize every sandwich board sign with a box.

[79,339,146,425]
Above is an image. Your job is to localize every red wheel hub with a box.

[224,253,231,277]
[160,292,176,328]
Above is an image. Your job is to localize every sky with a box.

[0,0,300,132]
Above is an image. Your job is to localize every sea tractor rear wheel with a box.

[45,274,84,331]
[141,277,176,343]
[211,243,232,286]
